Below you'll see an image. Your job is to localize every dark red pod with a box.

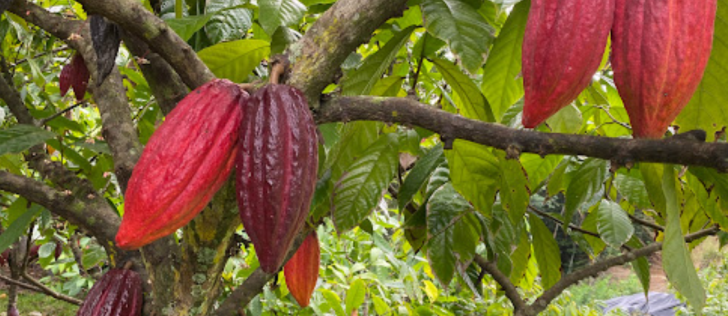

[284,232,320,307]
[521,0,615,128]
[236,84,318,273]
[69,53,90,101]
[76,268,142,316]
[59,59,73,97]
[116,79,247,250]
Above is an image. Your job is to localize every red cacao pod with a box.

[76,268,142,316]
[70,53,90,101]
[116,79,247,250]
[8,306,19,316]
[236,84,318,273]
[284,232,320,307]
[60,60,73,97]
[611,0,716,138]
[521,0,615,128]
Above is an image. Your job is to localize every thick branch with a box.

[287,0,408,106]
[0,74,34,124]
[526,226,720,315]
[316,97,728,171]
[74,0,213,89]
[474,255,526,312]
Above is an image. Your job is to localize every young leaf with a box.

[345,279,367,315]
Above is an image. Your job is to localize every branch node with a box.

[506,144,521,160]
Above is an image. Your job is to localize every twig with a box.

[528,206,600,238]
[628,214,664,232]
[21,271,83,305]
[11,46,71,67]
[474,255,527,312]
[40,100,87,125]
[595,105,631,130]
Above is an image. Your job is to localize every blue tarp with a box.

[601,292,685,316]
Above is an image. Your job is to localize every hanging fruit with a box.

[284,232,320,307]
[59,53,90,101]
[76,266,143,316]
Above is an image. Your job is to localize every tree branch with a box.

[0,74,34,125]
[74,0,213,89]
[316,96,728,171]
[528,206,600,238]
[287,0,408,106]
[474,255,527,312]
[526,225,720,315]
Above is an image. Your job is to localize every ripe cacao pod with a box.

[611,0,716,138]
[236,84,318,273]
[116,79,247,250]
[521,0,615,128]
[60,53,90,101]
[284,232,320,307]
[76,268,142,316]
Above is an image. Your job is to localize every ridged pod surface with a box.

[236,84,318,273]
[522,0,615,128]
[284,232,320,307]
[76,269,142,316]
[612,0,716,138]
[59,53,90,101]
[116,79,247,250]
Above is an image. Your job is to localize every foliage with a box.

[0,0,727,315]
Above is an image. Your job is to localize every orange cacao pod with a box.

[284,232,320,307]
[76,268,142,316]
[236,84,318,273]
[522,0,615,128]
[116,79,247,250]
[611,0,716,138]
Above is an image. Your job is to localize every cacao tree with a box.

[0,0,728,315]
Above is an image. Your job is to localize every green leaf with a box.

[371,76,405,97]
[614,169,652,210]
[509,229,531,285]
[596,200,634,248]
[545,105,582,134]
[0,125,56,156]
[528,214,561,289]
[661,166,706,311]
[564,158,608,226]
[345,279,367,315]
[521,154,562,191]
[333,134,399,232]
[627,237,651,295]
[481,0,528,120]
[205,0,253,43]
[371,295,390,315]
[432,58,495,122]
[445,140,499,215]
[164,14,214,41]
[675,0,728,140]
[427,184,479,288]
[422,0,494,73]
[640,163,667,217]
[258,0,306,35]
[497,152,530,224]
[399,144,444,210]
[0,204,42,254]
[197,39,270,82]
[342,26,415,96]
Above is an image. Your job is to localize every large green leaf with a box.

[497,151,530,224]
[345,279,367,315]
[342,26,415,96]
[0,124,56,156]
[258,0,306,35]
[398,144,445,210]
[596,200,634,248]
[422,0,494,73]
[520,154,562,191]
[627,237,651,295]
[564,158,608,226]
[662,166,706,311]
[675,0,728,139]
[481,0,528,120]
[205,0,253,43]
[509,229,531,285]
[432,58,495,122]
[445,140,499,216]
[165,14,215,41]
[614,169,652,210]
[427,183,479,288]
[0,204,43,254]
[528,214,561,289]
[197,39,270,82]
[333,134,399,232]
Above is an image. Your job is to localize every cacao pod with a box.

[284,232,320,307]
[8,306,19,316]
[59,53,90,101]
[76,268,142,316]
[236,84,318,273]
[521,0,615,128]
[116,79,247,250]
[611,0,716,138]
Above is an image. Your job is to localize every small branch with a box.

[526,225,720,315]
[629,214,664,232]
[21,271,83,305]
[40,100,87,125]
[528,206,600,239]
[474,255,526,312]
[0,274,43,293]
[316,97,728,171]
[0,70,35,125]
[11,46,71,67]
